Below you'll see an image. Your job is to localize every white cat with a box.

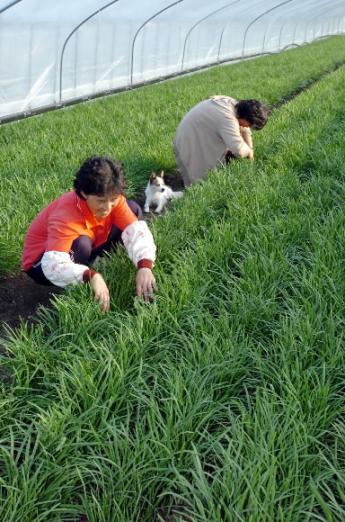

[144,171,183,214]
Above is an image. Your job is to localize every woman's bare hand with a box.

[248,149,254,160]
[136,268,157,302]
[90,273,110,311]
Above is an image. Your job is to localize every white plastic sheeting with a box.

[0,0,344,121]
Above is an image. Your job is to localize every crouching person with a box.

[21,156,157,311]
[174,97,270,186]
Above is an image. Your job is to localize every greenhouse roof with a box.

[1,0,344,121]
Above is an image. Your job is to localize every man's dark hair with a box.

[236,99,270,130]
[74,156,126,198]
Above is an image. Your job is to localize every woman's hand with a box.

[136,268,157,301]
[90,273,110,311]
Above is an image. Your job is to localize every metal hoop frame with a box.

[130,0,184,85]
[59,0,120,103]
[262,0,316,52]
[217,0,263,62]
[181,0,241,71]
[292,0,344,46]
[242,0,294,57]
[0,0,23,15]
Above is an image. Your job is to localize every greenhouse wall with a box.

[0,0,344,122]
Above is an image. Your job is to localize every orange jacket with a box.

[22,191,137,271]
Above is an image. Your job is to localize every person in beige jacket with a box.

[174,96,270,186]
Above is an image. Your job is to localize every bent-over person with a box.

[174,96,270,186]
[22,156,157,311]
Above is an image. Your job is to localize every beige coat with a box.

[174,96,253,186]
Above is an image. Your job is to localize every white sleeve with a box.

[121,220,156,267]
[41,251,89,287]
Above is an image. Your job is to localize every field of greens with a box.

[1,36,345,521]
[1,36,345,276]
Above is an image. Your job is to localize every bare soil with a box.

[0,272,62,337]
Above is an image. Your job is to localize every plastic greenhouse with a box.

[1,0,344,122]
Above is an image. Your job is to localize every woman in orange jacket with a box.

[22,156,157,311]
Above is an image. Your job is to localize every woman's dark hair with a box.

[74,156,126,198]
[236,99,270,130]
